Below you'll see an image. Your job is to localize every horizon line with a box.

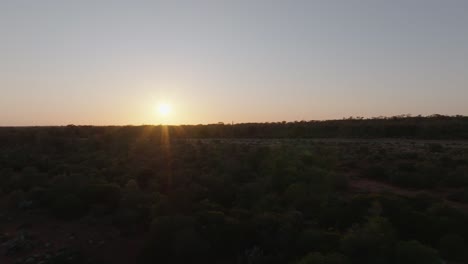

[1,114,467,128]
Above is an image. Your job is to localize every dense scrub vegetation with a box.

[2,115,468,144]
[1,117,468,263]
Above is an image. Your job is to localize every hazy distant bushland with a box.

[156,114,468,139]
[1,115,468,264]
[2,115,468,146]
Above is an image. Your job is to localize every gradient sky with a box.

[1,0,468,125]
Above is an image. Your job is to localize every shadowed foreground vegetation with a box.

[1,116,468,263]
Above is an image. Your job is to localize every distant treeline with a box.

[1,115,468,147]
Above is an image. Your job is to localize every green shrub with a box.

[81,183,122,212]
[447,189,468,203]
[439,234,467,261]
[297,252,349,264]
[395,240,439,264]
[341,217,396,264]
[364,165,389,181]
[140,215,210,263]
[51,194,87,220]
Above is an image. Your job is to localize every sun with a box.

[157,103,172,117]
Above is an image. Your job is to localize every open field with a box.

[1,125,468,264]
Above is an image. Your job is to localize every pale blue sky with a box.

[1,0,468,125]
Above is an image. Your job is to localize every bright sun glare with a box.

[157,103,172,117]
